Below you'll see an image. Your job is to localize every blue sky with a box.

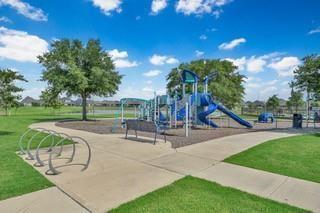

[0,0,319,101]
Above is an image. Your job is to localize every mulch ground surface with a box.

[56,119,319,148]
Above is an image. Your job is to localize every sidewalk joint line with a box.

[267,176,289,198]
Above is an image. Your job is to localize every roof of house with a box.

[21,96,41,104]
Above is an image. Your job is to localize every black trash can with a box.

[292,113,303,128]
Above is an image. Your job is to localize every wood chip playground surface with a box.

[56,118,320,148]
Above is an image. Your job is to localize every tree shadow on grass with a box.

[0,131,14,136]
[31,117,77,123]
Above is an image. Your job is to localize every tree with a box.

[287,81,304,113]
[266,95,280,114]
[293,55,320,98]
[293,55,320,119]
[38,39,122,120]
[166,59,246,109]
[40,88,64,111]
[0,69,27,116]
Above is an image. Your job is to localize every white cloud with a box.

[281,81,289,86]
[225,57,246,71]
[108,49,128,59]
[149,54,179,65]
[142,86,154,92]
[108,49,138,69]
[90,0,122,15]
[151,0,168,14]
[166,57,179,64]
[225,52,289,74]
[246,56,267,73]
[244,77,291,101]
[0,16,12,23]
[0,27,48,63]
[143,69,162,77]
[112,85,166,100]
[260,86,277,96]
[245,76,261,83]
[308,27,320,35]
[0,0,47,21]
[246,83,260,89]
[219,37,246,50]
[20,87,44,99]
[268,56,301,77]
[265,79,278,86]
[175,0,232,16]
[195,50,204,57]
[150,54,166,65]
[146,80,152,85]
[199,34,207,40]
[113,59,138,68]
[260,52,285,60]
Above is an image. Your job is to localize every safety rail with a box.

[18,128,91,176]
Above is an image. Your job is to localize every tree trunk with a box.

[82,94,87,121]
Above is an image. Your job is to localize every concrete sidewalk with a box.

[195,162,320,212]
[7,121,319,212]
[0,187,89,213]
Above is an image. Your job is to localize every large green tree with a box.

[293,55,320,98]
[293,55,320,118]
[0,69,27,116]
[287,81,304,113]
[38,39,122,120]
[266,95,280,114]
[166,59,245,109]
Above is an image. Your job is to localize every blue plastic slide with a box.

[171,103,186,121]
[198,104,219,128]
[197,94,252,128]
[216,104,253,128]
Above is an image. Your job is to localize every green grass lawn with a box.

[0,114,57,200]
[0,107,133,201]
[225,134,320,183]
[110,176,307,213]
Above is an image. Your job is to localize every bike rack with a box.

[18,128,34,155]
[18,127,92,176]
[26,128,57,160]
[34,132,75,167]
[46,136,91,175]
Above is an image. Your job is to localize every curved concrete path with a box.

[5,121,320,212]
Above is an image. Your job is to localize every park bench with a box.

[125,120,167,144]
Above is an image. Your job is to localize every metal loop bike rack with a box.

[46,136,91,175]
[26,128,57,160]
[34,132,75,167]
[18,128,34,155]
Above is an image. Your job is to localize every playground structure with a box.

[113,69,252,137]
[18,128,91,175]
[258,112,275,123]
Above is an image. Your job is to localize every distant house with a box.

[252,100,265,108]
[279,98,287,108]
[21,96,42,106]
[101,100,120,107]
[244,100,265,108]
[60,97,73,106]
[126,100,144,107]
